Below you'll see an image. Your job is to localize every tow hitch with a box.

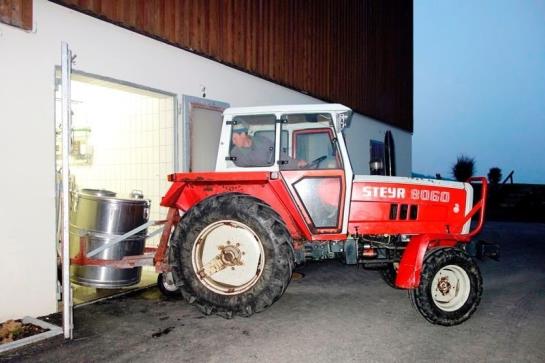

[469,240,500,261]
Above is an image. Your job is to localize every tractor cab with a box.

[215,104,355,235]
[215,104,353,173]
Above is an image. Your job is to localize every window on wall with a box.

[369,140,385,175]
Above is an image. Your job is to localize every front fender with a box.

[160,182,186,209]
[396,234,459,288]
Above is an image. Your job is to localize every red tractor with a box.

[157,104,488,326]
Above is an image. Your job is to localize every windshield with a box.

[279,113,342,170]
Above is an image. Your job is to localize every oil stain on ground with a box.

[152,326,175,338]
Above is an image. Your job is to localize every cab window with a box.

[229,114,276,168]
[280,113,342,170]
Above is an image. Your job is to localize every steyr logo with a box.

[362,186,406,199]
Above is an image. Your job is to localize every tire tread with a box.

[170,193,294,319]
[408,247,483,326]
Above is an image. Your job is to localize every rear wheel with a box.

[169,193,294,318]
[409,247,482,326]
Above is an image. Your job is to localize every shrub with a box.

[487,167,502,184]
[452,155,475,182]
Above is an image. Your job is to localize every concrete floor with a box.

[2,222,544,362]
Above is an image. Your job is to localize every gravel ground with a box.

[2,222,544,363]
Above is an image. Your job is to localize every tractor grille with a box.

[389,203,418,221]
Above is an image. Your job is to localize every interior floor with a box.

[71,267,158,306]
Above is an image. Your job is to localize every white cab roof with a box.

[223,103,351,116]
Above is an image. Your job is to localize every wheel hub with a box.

[192,220,265,295]
[431,264,471,312]
[219,243,243,266]
[437,276,452,296]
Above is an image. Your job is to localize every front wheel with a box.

[409,247,482,326]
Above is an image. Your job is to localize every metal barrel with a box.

[70,192,150,288]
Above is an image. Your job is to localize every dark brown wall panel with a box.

[0,0,33,30]
[52,0,413,131]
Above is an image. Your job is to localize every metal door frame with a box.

[60,41,73,340]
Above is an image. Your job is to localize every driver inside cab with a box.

[231,121,308,169]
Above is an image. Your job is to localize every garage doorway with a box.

[54,70,177,305]
[181,96,229,172]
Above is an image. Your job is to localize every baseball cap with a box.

[232,119,249,133]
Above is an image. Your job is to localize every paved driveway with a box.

[2,222,544,362]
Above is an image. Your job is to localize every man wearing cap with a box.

[231,122,274,167]
[231,121,307,168]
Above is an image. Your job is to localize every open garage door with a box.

[59,41,73,340]
[55,47,178,332]
[181,96,229,172]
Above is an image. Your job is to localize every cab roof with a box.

[223,103,351,116]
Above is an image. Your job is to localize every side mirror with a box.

[369,159,384,175]
[335,111,352,132]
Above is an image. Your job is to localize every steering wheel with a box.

[307,155,328,169]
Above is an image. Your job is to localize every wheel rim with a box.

[191,220,265,295]
[431,264,471,312]
[162,272,178,292]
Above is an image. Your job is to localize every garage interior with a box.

[54,72,176,304]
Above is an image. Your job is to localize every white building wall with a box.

[0,0,412,321]
[344,114,412,177]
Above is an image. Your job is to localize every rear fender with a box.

[159,172,312,240]
[395,234,458,288]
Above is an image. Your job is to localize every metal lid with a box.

[80,188,117,197]
[77,192,150,207]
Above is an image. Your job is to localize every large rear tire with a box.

[169,193,294,318]
[409,247,482,326]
